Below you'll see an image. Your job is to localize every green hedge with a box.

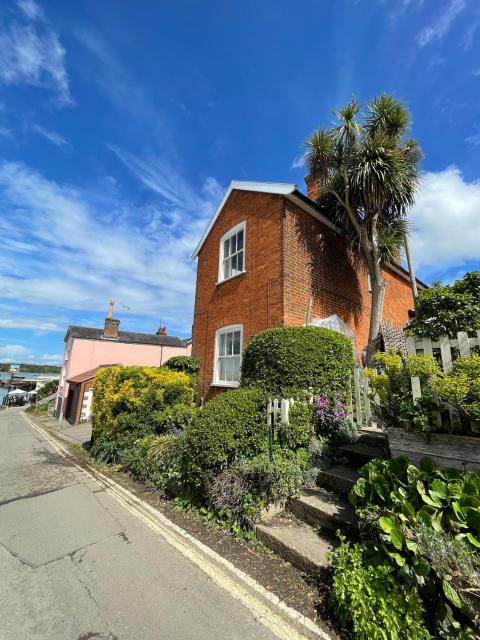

[240,326,354,395]
[91,366,194,445]
[182,388,267,488]
[164,355,200,377]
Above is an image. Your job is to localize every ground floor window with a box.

[214,324,243,385]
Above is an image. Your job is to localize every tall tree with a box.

[304,95,421,364]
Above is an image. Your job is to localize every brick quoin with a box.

[192,187,419,401]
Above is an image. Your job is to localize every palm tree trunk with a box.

[366,273,386,365]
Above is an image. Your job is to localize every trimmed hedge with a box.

[183,388,267,488]
[91,365,193,442]
[164,355,200,377]
[241,326,355,395]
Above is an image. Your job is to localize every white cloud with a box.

[17,0,44,21]
[0,158,221,336]
[466,132,480,147]
[462,18,480,50]
[0,343,30,361]
[36,352,62,364]
[31,123,67,146]
[291,153,306,169]
[410,166,480,271]
[0,1,72,106]
[0,316,63,331]
[417,0,466,46]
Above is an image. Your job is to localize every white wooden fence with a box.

[267,332,480,431]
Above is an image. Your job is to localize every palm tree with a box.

[304,95,421,364]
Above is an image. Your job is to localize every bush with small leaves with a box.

[240,326,354,396]
[182,388,267,489]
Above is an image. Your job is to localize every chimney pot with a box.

[305,173,320,202]
[156,326,167,336]
[103,317,120,339]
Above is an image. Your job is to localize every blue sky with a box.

[0,0,479,364]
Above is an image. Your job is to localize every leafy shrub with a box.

[36,379,58,401]
[407,271,480,340]
[349,457,480,635]
[414,524,480,632]
[314,392,357,445]
[120,435,158,481]
[147,434,185,493]
[278,402,315,450]
[208,452,302,528]
[240,326,354,396]
[365,350,442,433]
[164,355,200,381]
[91,365,193,442]
[432,354,480,422]
[182,388,267,489]
[366,350,480,433]
[329,539,431,640]
[152,404,198,434]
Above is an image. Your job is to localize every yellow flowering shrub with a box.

[91,365,193,440]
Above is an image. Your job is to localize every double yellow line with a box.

[22,412,333,640]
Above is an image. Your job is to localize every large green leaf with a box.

[466,532,480,548]
[466,508,480,532]
[389,527,405,550]
[442,579,462,608]
[413,557,430,577]
[419,457,435,474]
[417,480,442,507]
[379,516,395,533]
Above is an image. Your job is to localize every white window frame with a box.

[212,324,243,387]
[217,221,246,284]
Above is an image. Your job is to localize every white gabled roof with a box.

[191,180,340,259]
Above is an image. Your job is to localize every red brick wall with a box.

[192,191,285,400]
[282,203,415,358]
[192,190,416,400]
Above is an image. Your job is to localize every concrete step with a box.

[256,516,335,574]
[317,464,358,496]
[357,429,388,447]
[288,487,357,534]
[336,441,386,469]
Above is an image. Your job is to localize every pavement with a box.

[30,412,93,446]
[0,409,316,640]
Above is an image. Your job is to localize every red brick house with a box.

[191,180,425,401]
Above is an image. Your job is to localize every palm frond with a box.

[377,219,410,264]
[365,94,410,140]
[304,127,335,177]
[333,97,363,147]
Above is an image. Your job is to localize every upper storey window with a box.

[219,222,245,282]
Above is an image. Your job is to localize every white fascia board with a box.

[191,181,296,259]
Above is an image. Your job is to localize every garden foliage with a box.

[365,350,480,433]
[91,365,194,451]
[164,355,200,382]
[348,457,480,636]
[182,388,268,489]
[330,538,431,640]
[407,271,480,339]
[240,326,354,396]
[36,379,58,401]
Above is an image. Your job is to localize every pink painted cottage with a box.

[56,309,191,424]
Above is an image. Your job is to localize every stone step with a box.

[317,464,358,496]
[256,516,335,574]
[357,429,388,447]
[336,441,386,469]
[287,487,357,534]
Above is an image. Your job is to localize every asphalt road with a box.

[0,410,288,640]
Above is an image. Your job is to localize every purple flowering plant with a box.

[314,392,355,442]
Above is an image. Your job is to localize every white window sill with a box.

[210,381,240,388]
[216,271,246,286]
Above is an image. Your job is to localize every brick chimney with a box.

[103,317,120,339]
[102,299,120,339]
[156,326,167,336]
[305,173,320,202]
